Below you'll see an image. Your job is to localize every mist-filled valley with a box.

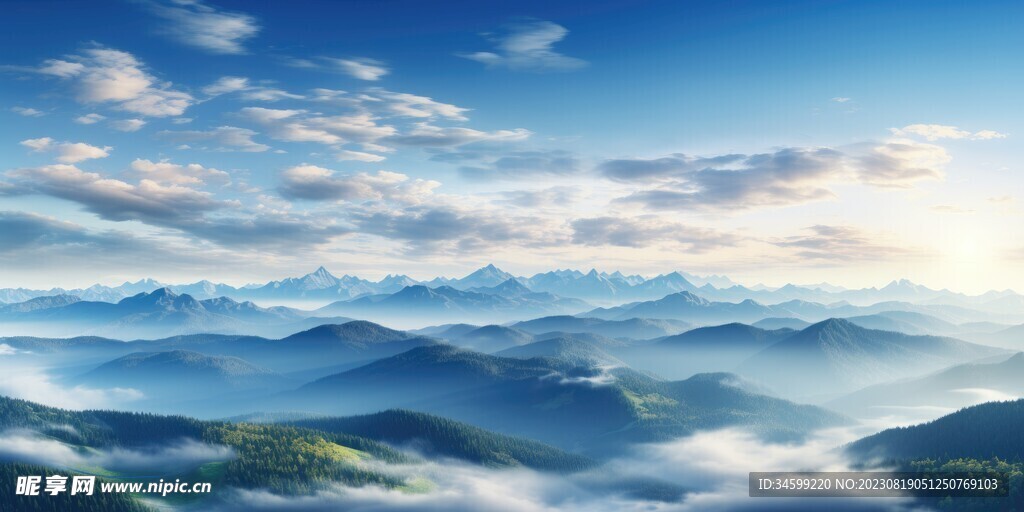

[2,266,1024,510]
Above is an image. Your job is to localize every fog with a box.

[0,361,143,410]
[0,430,233,474]
[212,426,924,512]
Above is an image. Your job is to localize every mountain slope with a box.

[827,352,1024,418]
[618,323,794,379]
[76,350,291,397]
[0,394,407,498]
[847,399,1024,462]
[736,318,1009,399]
[449,325,534,352]
[844,311,959,336]
[291,409,594,472]
[495,336,626,367]
[294,345,561,408]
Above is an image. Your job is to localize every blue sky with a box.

[1,0,1021,291]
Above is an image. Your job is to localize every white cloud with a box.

[239,88,305,102]
[147,0,260,55]
[279,166,438,203]
[312,88,471,121]
[571,216,739,251]
[37,59,85,77]
[74,113,106,124]
[369,89,470,121]
[972,129,1008,140]
[35,47,193,117]
[337,149,386,162]
[157,125,270,152]
[286,56,389,81]
[238,107,397,146]
[110,118,147,132]
[330,57,390,81]
[130,158,230,186]
[606,141,949,211]
[4,166,346,250]
[203,76,304,101]
[238,107,343,144]
[890,124,1007,141]
[831,97,851,103]
[11,106,45,117]
[20,137,112,163]
[391,123,531,147]
[203,76,250,96]
[460,19,588,72]
[856,139,948,187]
[9,163,225,224]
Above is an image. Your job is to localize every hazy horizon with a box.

[1,263,1017,299]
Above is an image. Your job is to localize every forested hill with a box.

[291,409,595,472]
[0,395,407,497]
[847,399,1024,462]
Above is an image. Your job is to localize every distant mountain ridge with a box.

[314,284,591,326]
[5,265,1021,317]
[0,287,314,339]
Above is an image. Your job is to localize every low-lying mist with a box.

[211,426,919,512]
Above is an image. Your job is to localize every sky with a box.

[0,0,1021,293]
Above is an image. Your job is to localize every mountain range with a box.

[0,287,316,339]
[1,320,442,376]
[5,265,1023,319]
[314,282,590,326]
[283,344,849,452]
